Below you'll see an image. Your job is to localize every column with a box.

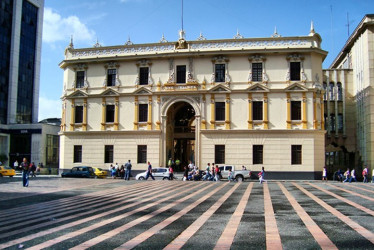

[320,93,324,130]
[302,92,307,129]
[313,92,317,129]
[114,97,119,131]
[341,70,346,137]
[210,94,215,129]
[334,70,338,137]
[248,93,253,129]
[101,98,106,130]
[161,115,167,165]
[264,93,269,129]
[195,115,201,168]
[201,94,207,129]
[134,96,139,130]
[225,94,230,129]
[156,96,161,130]
[286,93,291,129]
[61,102,66,131]
[70,99,75,131]
[326,74,330,136]
[82,98,87,131]
[147,96,152,130]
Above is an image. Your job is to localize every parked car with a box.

[218,165,252,182]
[93,167,107,178]
[136,167,170,180]
[0,166,16,177]
[61,166,95,178]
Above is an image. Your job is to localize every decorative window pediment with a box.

[67,90,88,99]
[135,59,153,87]
[133,87,153,95]
[209,83,231,93]
[247,83,269,92]
[101,88,120,96]
[285,83,308,92]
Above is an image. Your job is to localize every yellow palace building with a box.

[59,24,326,179]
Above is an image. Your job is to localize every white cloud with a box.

[38,96,61,121]
[43,7,95,44]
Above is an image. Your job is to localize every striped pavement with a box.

[0,179,373,249]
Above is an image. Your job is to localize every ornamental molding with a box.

[68,38,312,59]
[67,90,88,99]
[133,87,153,95]
[101,88,120,96]
[209,83,231,93]
[285,82,308,92]
[246,83,270,93]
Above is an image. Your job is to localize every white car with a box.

[135,167,170,180]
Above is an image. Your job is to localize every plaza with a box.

[0,178,373,249]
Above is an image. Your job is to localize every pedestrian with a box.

[215,165,220,181]
[145,161,155,180]
[119,165,125,179]
[350,168,357,182]
[169,164,174,180]
[14,160,19,170]
[343,168,350,183]
[21,158,30,187]
[111,165,117,179]
[203,163,211,181]
[125,160,132,180]
[322,166,327,182]
[183,166,188,181]
[30,162,36,177]
[228,169,234,182]
[336,169,343,182]
[372,168,374,183]
[108,164,113,177]
[188,160,194,171]
[259,166,266,184]
[362,166,368,183]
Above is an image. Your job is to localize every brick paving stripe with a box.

[293,182,374,245]
[214,182,254,250]
[324,183,374,202]
[278,182,338,250]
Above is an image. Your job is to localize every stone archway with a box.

[161,96,201,169]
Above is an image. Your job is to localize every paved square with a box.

[0,178,373,249]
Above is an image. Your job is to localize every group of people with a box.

[332,166,374,183]
[109,160,132,180]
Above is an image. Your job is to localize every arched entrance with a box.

[165,102,196,171]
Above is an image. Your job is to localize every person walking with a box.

[21,158,30,187]
[125,160,132,180]
[111,165,117,179]
[343,168,350,183]
[362,166,368,183]
[203,163,211,181]
[259,166,266,184]
[169,165,174,180]
[372,168,374,183]
[350,169,357,182]
[14,160,19,170]
[145,161,155,180]
[30,162,36,177]
[215,165,220,181]
[183,166,189,181]
[322,166,327,182]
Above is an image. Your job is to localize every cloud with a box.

[43,7,95,45]
[38,95,61,121]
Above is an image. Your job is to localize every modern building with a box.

[323,14,374,173]
[59,25,327,179]
[0,0,52,167]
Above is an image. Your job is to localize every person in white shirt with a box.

[350,169,357,182]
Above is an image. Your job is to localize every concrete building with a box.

[0,0,53,167]
[323,14,374,173]
[59,25,327,179]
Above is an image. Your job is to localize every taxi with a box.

[0,166,16,177]
[93,167,107,178]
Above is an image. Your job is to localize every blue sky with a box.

[39,0,374,120]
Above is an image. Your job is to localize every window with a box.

[252,63,262,82]
[75,106,83,124]
[104,145,113,163]
[323,82,327,100]
[139,104,148,122]
[215,64,225,82]
[137,145,147,163]
[338,113,343,132]
[76,71,85,88]
[107,69,116,86]
[253,145,263,164]
[215,102,225,121]
[291,101,301,120]
[46,135,59,166]
[290,62,300,81]
[106,105,115,123]
[215,145,225,164]
[252,101,263,120]
[329,82,334,100]
[139,67,149,85]
[74,145,82,163]
[337,83,342,101]
[176,65,186,84]
[330,114,335,132]
[291,145,302,165]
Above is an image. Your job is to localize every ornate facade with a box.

[59,25,327,179]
